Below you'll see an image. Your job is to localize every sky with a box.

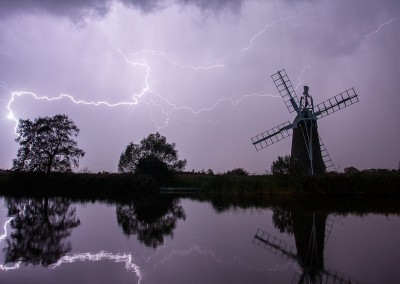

[0,0,399,174]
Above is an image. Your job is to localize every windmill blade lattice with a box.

[314,88,359,119]
[318,135,334,171]
[251,121,292,151]
[271,69,300,113]
[253,228,297,260]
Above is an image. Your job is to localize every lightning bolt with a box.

[127,49,225,70]
[152,245,244,269]
[0,216,14,241]
[5,49,154,132]
[141,91,282,129]
[120,48,268,128]
[308,0,330,20]
[0,248,143,282]
[147,244,299,274]
[0,216,22,271]
[143,99,172,130]
[6,3,328,134]
[294,61,317,91]
[243,15,297,52]
[0,82,8,91]
[0,213,142,281]
[365,17,399,38]
[153,92,280,115]
[118,50,151,101]
[0,262,22,271]
[243,0,330,52]
[6,49,151,132]
[5,45,281,133]
[6,91,139,133]
[50,251,142,283]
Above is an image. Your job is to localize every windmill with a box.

[251,70,359,175]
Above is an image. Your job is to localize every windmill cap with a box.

[303,86,309,95]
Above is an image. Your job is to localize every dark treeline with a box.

[199,170,400,195]
[0,172,158,200]
[1,169,400,199]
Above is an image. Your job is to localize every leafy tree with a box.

[12,114,85,173]
[225,168,249,176]
[344,166,359,174]
[271,155,300,176]
[206,169,214,175]
[118,132,187,179]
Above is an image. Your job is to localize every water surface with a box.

[0,195,399,283]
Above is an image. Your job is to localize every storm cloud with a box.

[0,0,244,21]
[0,0,111,21]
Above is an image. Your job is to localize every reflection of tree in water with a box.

[272,207,294,235]
[4,197,80,266]
[116,195,186,248]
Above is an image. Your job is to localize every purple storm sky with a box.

[0,0,399,174]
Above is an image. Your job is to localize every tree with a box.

[271,155,300,176]
[12,114,85,173]
[225,168,249,176]
[344,166,359,174]
[206,169,214,175]
[118,132,187,179]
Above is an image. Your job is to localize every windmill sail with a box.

[251,121,292,151]
[271,69,300,114]
[314,88,359,119]
[318,135,334,171]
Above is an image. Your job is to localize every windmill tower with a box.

[251,69,359,175]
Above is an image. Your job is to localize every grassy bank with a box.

[174,170,400,196]
[0,170,399,198]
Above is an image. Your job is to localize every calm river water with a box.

[0,195,399,284]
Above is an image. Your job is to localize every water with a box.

[0,195,399,284]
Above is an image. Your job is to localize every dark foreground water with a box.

[0,195,399,284]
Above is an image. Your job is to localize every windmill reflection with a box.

[3,197,80,267]
[254,209,357,284]
[116,194,186,248]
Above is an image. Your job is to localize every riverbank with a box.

[0,172,158,199]
[0,170,399,198]
[176,170,400,195]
